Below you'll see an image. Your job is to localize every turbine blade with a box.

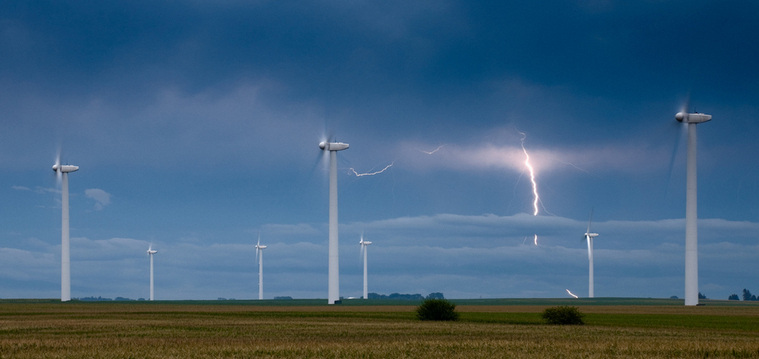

[586,209,594,234]
[681,92,691,114]
[360,232,366,262]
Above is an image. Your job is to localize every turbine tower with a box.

[360,234,372,300]
[583,212,599,298]
[147,245,157,301]
[319,140,349,304]
[255,235,267,300]
[52,159,78,302]
[675,109,712,306]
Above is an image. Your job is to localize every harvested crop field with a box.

[1,299,758,358]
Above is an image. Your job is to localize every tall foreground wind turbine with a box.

[319,140,349,304]
[255,236,267,300]
[583,213,599,298]
[52,158,78,302]
[675,109,712,306]
[360,234,372,300]
[147,245,157,301]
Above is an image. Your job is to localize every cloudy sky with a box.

[2,0,758,301]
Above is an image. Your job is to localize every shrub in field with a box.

[416,298,459,321]
[541,306,584,325]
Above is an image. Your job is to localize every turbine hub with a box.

[675,112,712,124]
[52,164,79,173]
[319,141,349,151]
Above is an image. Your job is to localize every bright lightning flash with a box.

[520,132,539,216]
[566,289,578,298]
[350,162,394,177]
[519,132,541,246]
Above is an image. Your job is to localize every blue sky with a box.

[2,0,758,300]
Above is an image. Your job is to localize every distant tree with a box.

[742,289,753,301]
[669,296,679,299]
[728,294,740,300]
[542,306,584,325]
[698,292,707,299]
[426,292,445,300]
[416,299,458,321]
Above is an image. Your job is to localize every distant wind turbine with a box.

[52,154,78,302]
[319,140,349,304]
[147,244,157,301]
[583,211,599,298]
[255,235,267,300]
[359,234,372,300]
[675,107,712,306]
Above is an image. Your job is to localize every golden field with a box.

[0,299,758,358]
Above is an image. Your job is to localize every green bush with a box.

[416,298,459,321]
[541,306,584,325]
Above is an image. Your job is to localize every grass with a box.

[1,299,758,358]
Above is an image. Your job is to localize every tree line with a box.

[728,289,759,301]
[368,292,445,300]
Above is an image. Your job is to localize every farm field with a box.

[1,298,758,358]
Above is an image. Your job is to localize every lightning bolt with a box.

[519,132,541,246]
[350,162,394,177]
[420,145,444,155]
[520,132,539,216]
[566,289,578,298]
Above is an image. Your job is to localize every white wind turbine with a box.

[583,211,599,298]
[319,140,349,304]
[147,244,157,301]
[255,235,267,300]
[675,106,712,306]
[359,234,372,300]
[52,154,79,302]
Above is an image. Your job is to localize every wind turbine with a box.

[359,234,372,300]
[52,155,78,302]
[319,140,349,304]
[675,107,712,306]
[583,211,599,298]
[255,235,267,300]
[147,244,157,301]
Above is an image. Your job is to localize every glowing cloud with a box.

[85,188,111,210]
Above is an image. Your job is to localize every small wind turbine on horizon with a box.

[255,235,267,300]
[675,104,712,306]
[359,234,372,300]
[319,139,349,305]
[147,244,157,301]
[583,211,599,298]
[52,153,79,302]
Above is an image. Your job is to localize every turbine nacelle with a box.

[52,164,79,173]
[256,244,267,250]
[675,112,712,124]
[584,232,599,239]
[319,141,349,151]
